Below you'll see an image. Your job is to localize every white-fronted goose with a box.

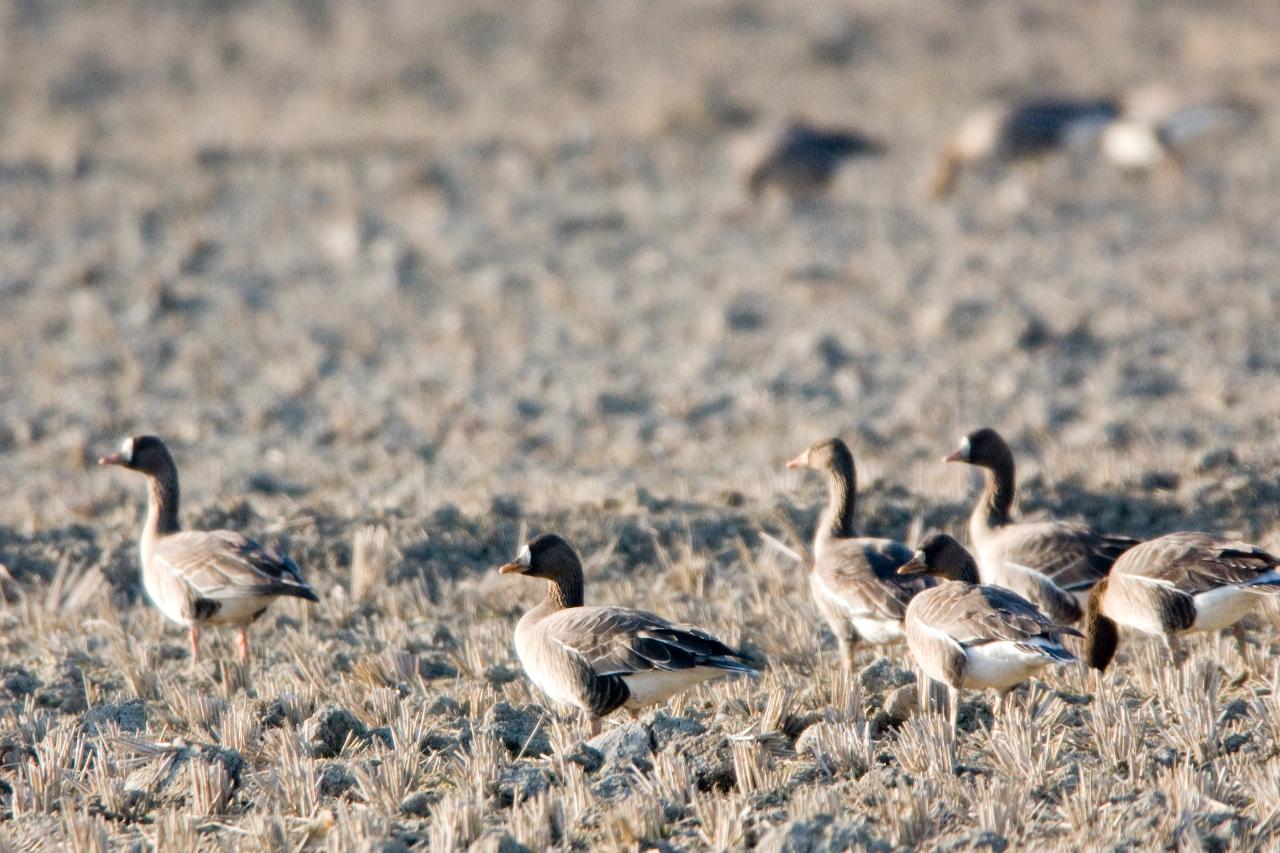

[500,534,757,736]
[787,438,934,668]
[1085,532,1280,672]
[899,533,1081,732]
[747,121,883,201]
[99,436,318,664]
[945,427,1138,624]
[931,98,1120,199]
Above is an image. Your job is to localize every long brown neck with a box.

[820,450,857,539]
[145,467,182,536]
[544,564,585,610]
[945,552,981,585]
[975,454,1016,529]
[1084,579,1118,671]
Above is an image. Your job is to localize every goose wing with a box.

[910,583,1080,647]
[817,538,933,621]
[994,521,1137,591]
[538,606,755,677]
[151,530,319,603]
[1114,532,1280,595]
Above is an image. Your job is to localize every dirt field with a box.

[2,0,1280,849]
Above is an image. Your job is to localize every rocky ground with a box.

[1,0,1280,849]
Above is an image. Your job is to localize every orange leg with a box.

[236,630,249,664]
[188,625,201,666]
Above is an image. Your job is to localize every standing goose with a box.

[786,438,934,668]
[500,534,757,736]
[931,97,1120,199]
[99,436,318,664]
[945,427,1138,624]
[746,121,884,201]
[1085,532,1280,672]
[898,533,1081,732]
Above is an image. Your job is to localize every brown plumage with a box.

[1085,532,1280,672]
[945,427,1138,624]
[899,534,1081,732]
[99,435,318,664]
[500,534,757,736]
[746,121,883,201]
[787,438,934,668]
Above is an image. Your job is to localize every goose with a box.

[786,438,934,668]
[945,427,1138,624]
[500,534,757,736]
[1102,97,1256,173]
[898,533,1081,732]
[99,436,318,664]
[1085,531,1280,672]
[931,98,1120,199]
[746,121,883,201]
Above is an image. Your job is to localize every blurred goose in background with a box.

[744,120,883,201]
[786,438,934,668]
[899,533,1081,733]
[931,97,1120,198]
[1101,95,1257,173]
[500,534,757,736]
[1085,532,1280,673]
[945,428,1138,624]
[99,436,318,664]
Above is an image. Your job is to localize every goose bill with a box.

[898,552,928,575]
[943,440,970,463]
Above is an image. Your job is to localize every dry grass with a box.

[2,0,1280,849]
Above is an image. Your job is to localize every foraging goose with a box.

[931,98,1120,198]
[500,534,756,736]
[945,427,1138,624]
[899,533,1081,732]
[786,438,934,667]
[99,436,318,664]
[746,121,883,200]
[1085,532,1280,672]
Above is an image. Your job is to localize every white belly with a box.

[852,617,904,644]
[810,573,904,645]
[1191,586,1260,632]
[141,566,190,627]
[205,595,274,625]
[621,667,724,709]
[961,641,1057,691]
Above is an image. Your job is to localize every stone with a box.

[81,699,148,736]
[304,704,368,758]
[480,702,551,757]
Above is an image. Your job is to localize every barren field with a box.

[2,0,1280,849]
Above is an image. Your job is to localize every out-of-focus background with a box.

[2,0,1278,521]
[2,1,1280,848]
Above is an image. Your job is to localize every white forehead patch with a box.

[120,437,135,462]
[957,437,970,457]
[516,544,532,567]
[914,550,925,563]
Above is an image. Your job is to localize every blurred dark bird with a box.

[931,98,1121,198]
[745,121,884,200]
[99,435,319,665]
